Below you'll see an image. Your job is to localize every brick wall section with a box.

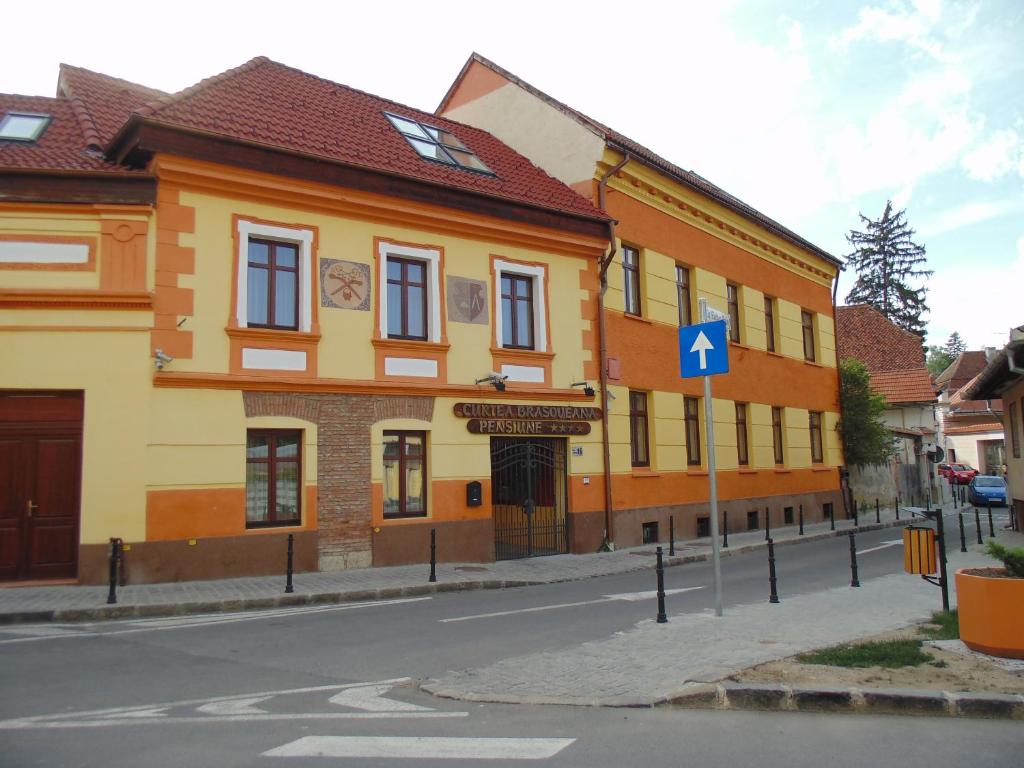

[243,392,434,571]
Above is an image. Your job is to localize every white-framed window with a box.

[236,220,314,332]
[378,242,442,343]
[493,260,547,352]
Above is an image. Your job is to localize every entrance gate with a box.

[490,438,568,560]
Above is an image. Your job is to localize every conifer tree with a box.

[944,331,966,358]
[845,201,932,338]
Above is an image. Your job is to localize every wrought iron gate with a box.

[491,438,568,560]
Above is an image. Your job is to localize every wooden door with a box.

[0,392,82,581]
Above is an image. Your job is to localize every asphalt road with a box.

[1,520,1018,767]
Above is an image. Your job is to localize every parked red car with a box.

[946,463,979,484]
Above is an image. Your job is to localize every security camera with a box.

[154,348,174,371]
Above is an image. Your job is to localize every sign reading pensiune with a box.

[466,419,591,435]
[452,403,602,421]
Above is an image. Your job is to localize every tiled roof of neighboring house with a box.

[111,57,608,223]
[890,426,936,437]
[944,421,1004,435]
[834,305,936,405]
[935,350,990,390]
[948,372,1002,414]
[967,327,1024,400]
[437,52,838,266]
[0,93,136,174]
[869,369,938,405]
[57,64,167,147]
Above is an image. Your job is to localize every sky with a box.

[4,0,1022,350]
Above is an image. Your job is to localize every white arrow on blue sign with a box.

[678,320,729,378]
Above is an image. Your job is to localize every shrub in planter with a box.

[954,541,1024,659]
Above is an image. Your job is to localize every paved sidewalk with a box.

[0,502,934,623]
[423,520,1022,709]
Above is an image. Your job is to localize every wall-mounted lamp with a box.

[475,372,508,392]
[570,381,596,397]
[154,348,174,371]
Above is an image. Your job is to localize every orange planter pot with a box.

[955,568,1024,659]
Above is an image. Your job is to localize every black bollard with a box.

[106,537,121,605]
[974,507,983,545]
[875,499,880,524]
[848,531,860,588]
[951,480,957,508]
[669,516,675,556]
[987,501,995,538]
[958,511,967,552]
[853,499,859,527]
[895,496,900,521]
[285,533,294,594]
[764,506,771,541]
[798,504,804,536]
[767,538,780,604]
[829,502,835,531]
[722,511,729,549]
[934,509,950,612]
[429,528,437,583]
[655,546,667,623]
[927,490,932,511]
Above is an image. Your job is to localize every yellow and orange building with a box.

[439,54,845,547]
[1,59,612,583]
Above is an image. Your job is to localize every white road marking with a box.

[0,597,432,644]
[329,683,433,712]
[196,696,272,716]
[263,736,576,760]
[440,586,706,622]
[856,540,903,556]
[604,586,706,602]
[0,712,467,730]
[0,677,424,730]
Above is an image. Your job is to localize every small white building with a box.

[935,351,1006,475]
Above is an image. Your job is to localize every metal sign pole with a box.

[704,372,723,617]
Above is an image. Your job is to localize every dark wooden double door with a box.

[0,392,82,581]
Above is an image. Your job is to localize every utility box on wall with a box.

[466,480,482,507]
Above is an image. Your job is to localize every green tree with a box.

[926,345,954,376]
[839,358,894,466]
[944,331,966,358]
[845,201,932,338]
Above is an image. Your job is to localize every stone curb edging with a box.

[662,682,1024,720]
[0,515,912,624]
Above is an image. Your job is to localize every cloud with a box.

[830,0,981,62]
[917,196,1024,237]
[961,128,1023,181]
[927,238,1024,347]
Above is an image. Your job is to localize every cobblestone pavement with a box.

[422,540,1009,707]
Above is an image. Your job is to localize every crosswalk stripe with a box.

[262,736,576,760]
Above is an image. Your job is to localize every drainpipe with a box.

[595,153,630,552]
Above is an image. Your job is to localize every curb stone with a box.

[662,683,1024,720]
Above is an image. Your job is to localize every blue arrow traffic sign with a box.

[678,320,729,378]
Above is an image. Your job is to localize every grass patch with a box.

[795,639,932,669]
[919,610,959,640]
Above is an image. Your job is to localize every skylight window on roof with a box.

[385,113,493,175]
[0,112,51,142]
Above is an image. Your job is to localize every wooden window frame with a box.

[500,273,535,349]
[383,430,428,519]
[245,429,302,528]
[676,264,692,326]
[386,256,429,341]
[727,283,740,343]
[629,390,650,468]
[802,310,816,362]
[809,411,824,464]
[772,406,785,465]
[685,396,702,466]
[247,238,300,331]
[764,296,776,353]
[736,402,749,466]
[622,246,642,317]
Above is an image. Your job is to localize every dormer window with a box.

[0,112,51,142]
[385,113,493,174]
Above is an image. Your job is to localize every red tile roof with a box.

[835,305,935,405]
[869,369,938,405]
[113,57,607,223]
[0,93,132,173]
[438,53,839,265]
[944,421,1003,436]
[935,350,990,390]
[58,64,167,147]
